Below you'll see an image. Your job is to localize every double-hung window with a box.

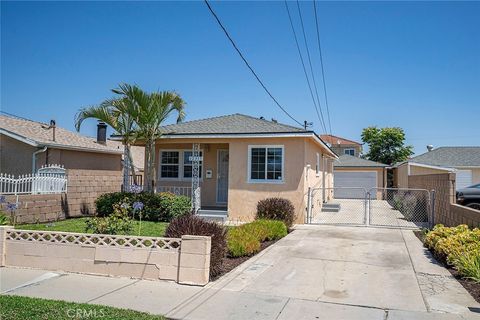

[160,151,180,178]
[249,146,284,182]
[183,151,203,178]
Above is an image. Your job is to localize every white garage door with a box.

[456,170,472,190]
[334,171,377,199]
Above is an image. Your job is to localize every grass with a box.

[0,295,165,320]
[16,217,168,237]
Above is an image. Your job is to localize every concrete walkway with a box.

[1,225,479,319]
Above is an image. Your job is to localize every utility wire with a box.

[204,0,303,127]
[295,0,328,134]
[284,0,326,134]
[313,0,332,136]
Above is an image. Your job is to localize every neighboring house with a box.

[320,134,363,157]
[333,154,387,199]
[394,146,480,190]
[143,113,338,223]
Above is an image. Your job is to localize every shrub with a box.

[424,224,469,251]
[242,219,287,242]
[227,227,260,258]
[165,214,227,278]
[95,192,191,222]
[451,250,480,283]
[0,212,10,225]
[256,198,295,228]
[85,200,133,235]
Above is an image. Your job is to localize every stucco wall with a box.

[37,148,122,171]
[396,163,409,188]
[0,134,37,176]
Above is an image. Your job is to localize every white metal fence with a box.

[157,185,192,197]
[0,173,67,195]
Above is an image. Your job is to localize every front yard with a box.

[16,218,169,237]
[0,295,165,320]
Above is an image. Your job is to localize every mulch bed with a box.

[413,230,480,303]
[211,240,276,281]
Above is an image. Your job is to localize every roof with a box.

[334,154,387,168]
[406,147,480,168]
[320,134,362,146]
[160,113,307,135]
[0,114,122,154]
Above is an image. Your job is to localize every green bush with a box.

[424,224,480,282]
[85,200,133,235]
[95,192,190,222]
[227,219,287,258]
[256,198,296,228]
[0,212,10,226]
[227,227,261,258]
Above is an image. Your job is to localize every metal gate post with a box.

[306,187,312,224]
[430,189,436,229]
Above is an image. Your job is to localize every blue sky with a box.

[1,1,479,155]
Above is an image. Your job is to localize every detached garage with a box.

[333,155,387,199]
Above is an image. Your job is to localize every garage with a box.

[456,170,472,190]
[333,155,387,199]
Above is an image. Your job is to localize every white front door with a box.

[217,150,229,204]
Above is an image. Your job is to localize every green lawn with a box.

[16,217,168,237]
[0,295,165,320]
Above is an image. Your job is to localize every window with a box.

[183,151,203,178]
[249,146,283,182]
[316,153,320,176]
[159,150,203,180]
[160,151,180,178]
[344,148,355,156]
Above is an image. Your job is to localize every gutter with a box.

[32,146,48,173]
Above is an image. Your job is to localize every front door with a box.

[216,150,229,204]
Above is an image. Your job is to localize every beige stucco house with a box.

[394,146,480,190]
[320,134,363,157]
[147,114,337,224]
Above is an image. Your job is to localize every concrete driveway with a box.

[2,225,479,319]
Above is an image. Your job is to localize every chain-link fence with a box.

[368,188,431,228]
[307,187,432,228]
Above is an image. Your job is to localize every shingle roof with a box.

[409,147,480,167]
[320,134,362,146]
[160,113,307,135]
[0,114,122,154]
[334,154,387,167]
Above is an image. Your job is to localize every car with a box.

[456,183,480,210]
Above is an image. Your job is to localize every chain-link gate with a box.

[368,188,431,228]
[307,187,432,229]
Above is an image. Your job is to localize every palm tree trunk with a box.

[144,138,156,193]
[127,146,137,185]
[123,145,130,192]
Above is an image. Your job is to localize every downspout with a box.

[32,146,48,174]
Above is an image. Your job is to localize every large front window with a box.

[183,151,203,178]
[249,146,284,182]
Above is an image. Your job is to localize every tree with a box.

[75,93,138,190]
[361,126,413,165]
[75,84,186,193]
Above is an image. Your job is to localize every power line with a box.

[204,0,303,127]
[313,0,333,136]
[284,0,327,134]
[295,0,328,134]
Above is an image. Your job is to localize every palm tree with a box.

[75,89,139,191]
[75,84,186,193]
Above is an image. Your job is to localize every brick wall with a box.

[64,169,122,217]
[1,194,65,224]
[408,173,480,227]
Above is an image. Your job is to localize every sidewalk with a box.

[1,225,479,319]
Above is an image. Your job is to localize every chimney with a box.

[97,122,107,144]
[50,120,56,141]
[427,145,434,152]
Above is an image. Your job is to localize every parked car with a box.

[456,183,480,210]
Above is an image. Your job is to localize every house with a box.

[394,146,480,190]
[0,113,144,218]
[333,154,387,199]
[146,114,338,224]
[320,134,363,157]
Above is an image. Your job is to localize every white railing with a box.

[157,185,192,197]
[0,173,67,195]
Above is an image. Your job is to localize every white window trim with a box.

[344,148,355,156]
[158,149,204,182]
[247,145,285,184]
